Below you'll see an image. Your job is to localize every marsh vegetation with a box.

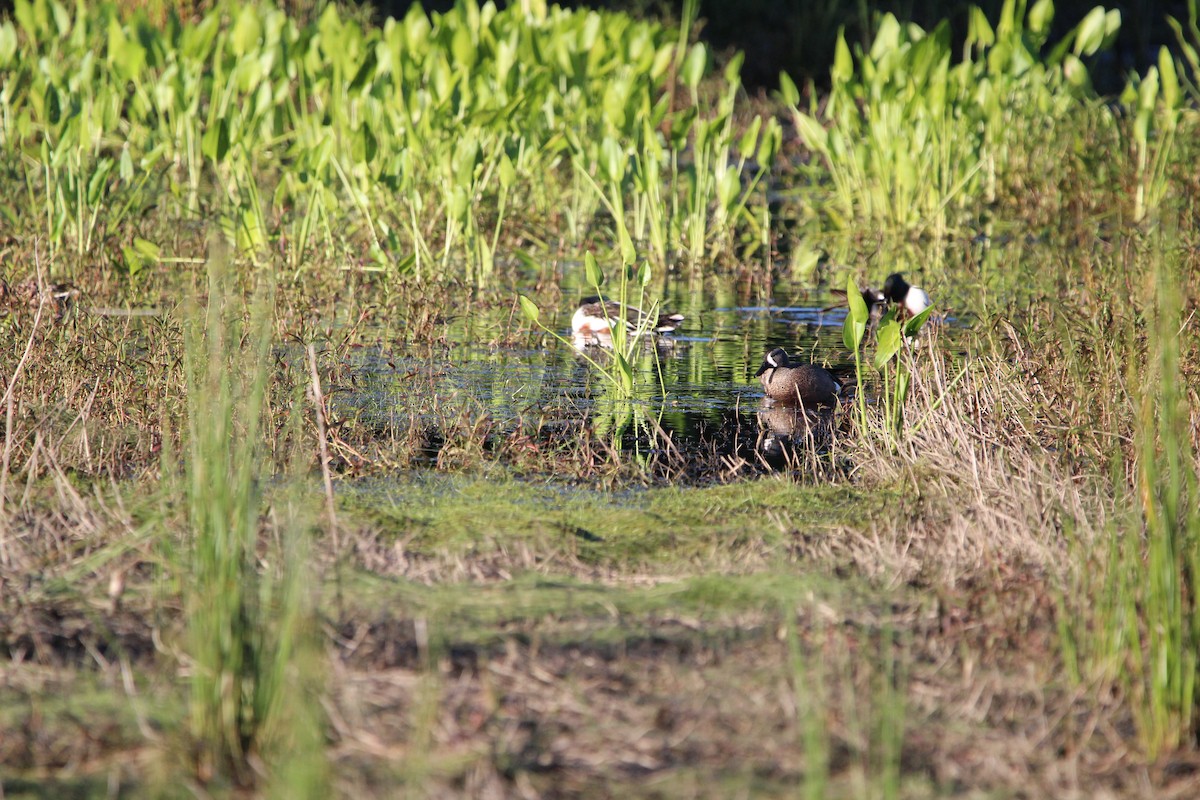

[3,0,1200,796]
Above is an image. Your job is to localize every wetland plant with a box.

[787,0,1121,237]
[521,250,674,461]
[1060,239,1200,758]
[178,250,324,788]
[1,0,771,277]
[842,273,933,438]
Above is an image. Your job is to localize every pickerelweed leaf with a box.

[843,273,868,352]
[518,294,540,324]
[585,252,604,288]
[903,306,935,338]
[875,318,902,369]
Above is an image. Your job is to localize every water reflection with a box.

[756,401,838,467]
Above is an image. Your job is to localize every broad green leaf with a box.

[650,44,674,80]
[842,273,867,352]
[903,306,934,338]
[757,118,782,167]
[723,50,744,86]
[681,42,706,90]
[778,71,800,107]
[1027,0,1054,39]
[133,237,161,259]
[791,110,828,151]
[0,21,17,67]
[518,294,540,323]
[637,261,651,286]
[599,136,624,184]
[1073,7,1120,57]
[832,33,853,84]
[584,252,604,287]
[614,352,633,391]
[232,5,262,57]
[966,6,994,48]
[201,117,230,164]
[1159,46,1179,111]
[617,223,636,267]
[498,153,516,191]
[737,116,761,160]
[875,318,902,369]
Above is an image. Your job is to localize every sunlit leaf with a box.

[832,33,853,84]
[201,117,230,164]
[737,116,761,160]
[757,118,782,167]
[0,21,17,67]
[681,42,706,89]
[842,273,868,352]
[585,252,604,287]
[875,318,902,369]
[518,294,540,323]
[777,71,800,107]
[637,261,651,286]
[903,306,934,338]
[498,153,516,191]
[1159,46,1179,112]
[232,5,262,57]
[791,110,828,151]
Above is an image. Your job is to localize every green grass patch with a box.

[342,471,886,568]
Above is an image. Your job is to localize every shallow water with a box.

[341,265,963,466]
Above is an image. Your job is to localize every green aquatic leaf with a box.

[201,117,230,164]
[777,71,800,107]
[681,42,706,90]
[600,136,624,184]
[518,295,539,324]
[842,273,868,353]
[875,316,902,369]
[757,118,782,168]
[0,21,17,67]
[637,261,651,287]
[737,116,761,160]
[903,306,934,339]
[232,5,262,57]
[585,252,604,288]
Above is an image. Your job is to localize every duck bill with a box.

[755,364,769,377]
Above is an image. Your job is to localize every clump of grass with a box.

[1057,231,1200,758]
[177,245,326,790]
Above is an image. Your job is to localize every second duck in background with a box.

[882,272,932,318]
[571,296,685,347]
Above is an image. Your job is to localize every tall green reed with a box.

[1060,234,1200,758]
[179,245,325,790]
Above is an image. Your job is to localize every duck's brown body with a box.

[755,348,842,407]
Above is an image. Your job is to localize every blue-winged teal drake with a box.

[882,272,931,318]
[755,347,842,407]
[571,296,685,343]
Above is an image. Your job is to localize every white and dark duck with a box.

[571,296,685,346]
[881,272,931,319]
[755,347,842,408]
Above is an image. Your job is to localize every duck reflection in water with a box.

[755,400,839,465]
